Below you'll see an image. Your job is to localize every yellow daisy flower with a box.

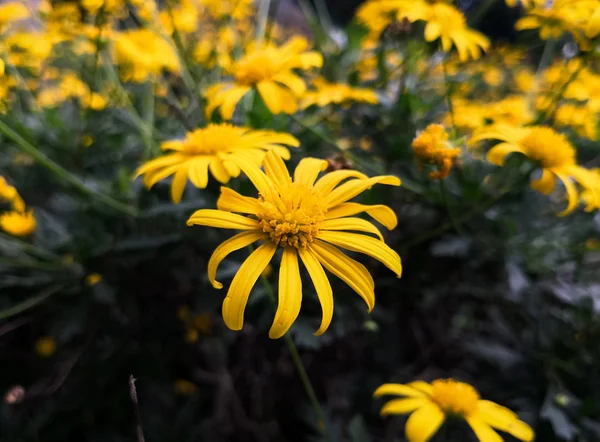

[134,124,299,203]
[186,151,402,338]
[0,210,36,237]
[472,125,600,215]
[374,378,534,442]
[301,78,379,109]
[411,124,461,180]
[205,37,323,120]
[0,2,29,28]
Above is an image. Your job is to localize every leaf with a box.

[0,284,66,320]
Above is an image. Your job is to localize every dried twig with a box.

[129,375,145,442]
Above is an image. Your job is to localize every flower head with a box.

[135,124,299,203]
[412,124,461,179]
[186,151,402,338]
[374,378,535,442]
[301,78,379,109]
[0,2,29,29]
[35,337,57,358]
[0,210,36,237]
[472,125,600,215]
[205,37,323,119]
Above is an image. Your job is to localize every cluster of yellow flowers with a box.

[0,176,35,237]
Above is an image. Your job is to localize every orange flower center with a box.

[257,183,326,248]
[430,379,480,416]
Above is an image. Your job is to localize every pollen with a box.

[520,127,576,169]
[257,183,327,248]
[430,379,480,417]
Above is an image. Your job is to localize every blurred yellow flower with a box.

[0,2,29,28]
[35,337,57,358]
[205,37,323,119]
[5,32,53,71]
[0,176,25,212]
[159,0,198,34]
[199,0,254,20]
[86,273,103,286]
[112,29,179,82]
[135,124,299,203]
[174,379,198,396]
[301,78,378,108]
[185,328,199,343]
[38,72,107,110]
[473,125,600,215]
[0,211,36,237]
[374,378,534,442]
[187,151,402,338]
[412,124,461,179]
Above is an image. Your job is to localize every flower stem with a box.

[257,272,333,442]
[0,119,138,217]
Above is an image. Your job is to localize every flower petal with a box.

[298,247,334,336]
[554,171,579,216]
[294,158,328,186]
[263,151,292,187]
[219,86,251,120]
[476,401,535,442]
[272,72,306,96]
[187,157,210,189]
[187,209,260,230]
[324,202,398,230]
[381,398,431,416]
[309,239,375,311]
[313,170,368,194]
[257,81,283,114]
[217,187,262,214]
[321,217,383,240]
[486,142,526,166]
[317,231,402,278]
[227,154,275,198]
[270,247,302,339]
[222,242,278,331]
[405,403,445,442]
[373,383,429,398]
[209,157,232,184]
[530,169,556,195]
[208,231,267,289]
[326,175,401,208]
[171,167,189,203]
[466,417,503,442]
[407,381,434,396]
[134,154,183,178]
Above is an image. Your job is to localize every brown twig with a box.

[129,375,146,442]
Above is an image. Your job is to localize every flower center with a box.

[520,127,576,168]
[430,379,480,416]
[234,49,283,85]
[257,183,326,248]
[181,124,244,155]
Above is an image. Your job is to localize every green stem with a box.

[255,0,272,44]
[0,283,67,320]
[0,119,138,216]
[256,267,333,442]
[441,55,456,137]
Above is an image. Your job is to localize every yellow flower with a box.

[582,169,600,211]
[86,273,103,286]
[0,176,25,212]
[185,328,199,343]
[418,3,490,61]
[412,124,461,179]
[134,124,299,203]
[0,211,36,237]
[35,337,57,358]
[205,37,323,119]
[515,0,595,41]
[199,0,254,20]
[472,125,600,215]
[112,29,180,82]
[301,78,379,108]
[174,379,198,396]
[374,378,534,442]
[186,151,402,338]
[159,0,198,34]
[0,2,29,27]
[505,0,534,7]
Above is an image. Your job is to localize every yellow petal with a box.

[381,398,430,415]
[257,81,283,114]
[263,150,292,187]
[486,142,526,166]
[298,247,334,336]
[272,72,306,96]
[373,383,428,398]
[220,86,251,120]
[217,187,262,215]
[405,403,445,442]
[227,154,275,198]
[313,170,368,194]
[270,247,302,339]
[208,232,267,289]
[326,176,401,208]
[321,217,383,240]
[309,240,375,311]
[144,162,184,188]
[424,22,441,42]
[222,242,278,331]
[134,154,183,178]
[407,381,434,396]
[586,6,600,38]
[466,417,503,442]
[171,167,189,203]
[294,158,328,186]
[187,209,260,230]
[209,158,232,184]
[187,157,210,189]
[476,400,535,442]
[325,202,398,230]
[530,169,556,195]
[317,231,402,278]
[554,171,579,216]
